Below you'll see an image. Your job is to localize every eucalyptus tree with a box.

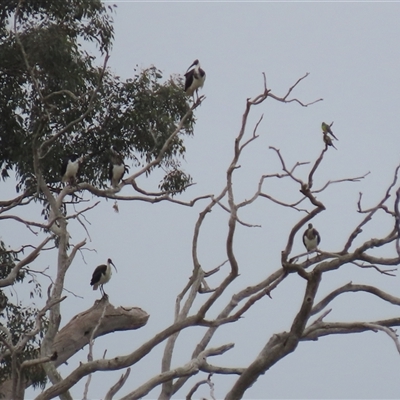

[1,1,195,397]
[2,1,400,400]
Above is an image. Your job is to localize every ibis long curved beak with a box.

[110,260,118,272]
[186,59,199,72]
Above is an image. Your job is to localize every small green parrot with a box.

[323,133,337,150]
[321,122,338,140]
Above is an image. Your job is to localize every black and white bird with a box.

[302,223,321,253]
[184,59,206,101]
[61,154,82,185]
[90,258,117,297]
[109,147,127,188]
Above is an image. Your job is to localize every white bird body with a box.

[90,258,117,296]
[61,155,82,185]
[109,147,127,188]
[184,59,206,99]
[110,162,125,188]
[302,223,321,252]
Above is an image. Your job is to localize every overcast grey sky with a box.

[8,1,400,399]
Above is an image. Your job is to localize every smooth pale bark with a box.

[0,298,149,399]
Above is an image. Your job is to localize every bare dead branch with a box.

[204,260,228,277]
[267,72,323,107]
[123,344,234,400]
[202,363,245,376]
[308,309,332,327]
[161,268,205,398]
[363,323,400,354]
[217,200,261,227]
[238,113,263,153]
[171,269,285,395]
[302,319,400,345]
[226,271,321,400]
[83,300,108,400]
[186,377,210,400]
[344,165,400,252]
[104,368,131,400]
[269,147,304,186]
[35,312,206,400]
[311,282,400,317]
[200,271,287,328]
[20,353,58,370]
[313,172,370,194]
[352,261,397,276]
[259,192,308,212]
[307,148,326,189]
[186,373,217,400]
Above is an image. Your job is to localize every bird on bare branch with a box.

[302,223,321,253]
[323,133,337,150]
[321,121,338,140]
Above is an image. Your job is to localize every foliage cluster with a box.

[0,0,194,194]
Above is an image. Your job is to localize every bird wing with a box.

[323,134,337,149]
[108,163,113,181]
[329,132,339,141]
[302,230,308,247]
[90,266,105,286]
[61,159,68,178]
[184,69,194,92]
[314,229,321,245]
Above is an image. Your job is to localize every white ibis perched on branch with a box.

[321,122,338,141]
[184,59,206,101]
[109,147,127,188]
[61,154,83,185]
[90,258,117,297]
[302,223,321,253]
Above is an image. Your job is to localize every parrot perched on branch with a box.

[323,133,337,150]
[321,122,338,140]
